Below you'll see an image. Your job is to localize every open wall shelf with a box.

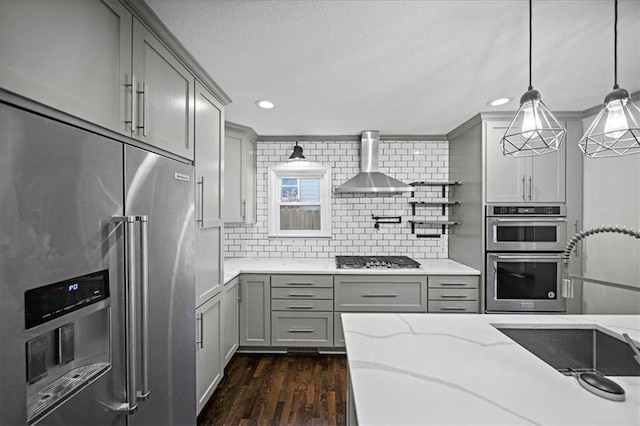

[408,181,461,238]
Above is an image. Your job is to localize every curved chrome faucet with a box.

[561,225,640,298]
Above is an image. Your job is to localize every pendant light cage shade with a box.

[500,95,566,157]
[579,95,640,157]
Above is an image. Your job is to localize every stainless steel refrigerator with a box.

[0,103,196,425]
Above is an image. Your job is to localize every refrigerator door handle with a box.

[136,215,150,401]
[112,216,139,414]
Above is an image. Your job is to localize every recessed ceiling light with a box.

[487,97,512,107]
[256,100,275,109]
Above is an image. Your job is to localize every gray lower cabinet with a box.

[271,312,333,347]
[427,275,480,313]
[239,274,271,346]
[271,275,334,347]
[334,313,346,348]
[222,277,239,366]
[334,275,428,312]
[196,291,223,415]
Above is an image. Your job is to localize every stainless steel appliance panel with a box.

[486,217,567,252]
[485,253,566,313]
[0,104,126,425]
[124,145,196,426]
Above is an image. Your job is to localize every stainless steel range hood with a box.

[334,131,413,193]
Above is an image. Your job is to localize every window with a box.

[268,163,331,237]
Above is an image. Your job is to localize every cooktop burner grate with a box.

[335,255,421,269]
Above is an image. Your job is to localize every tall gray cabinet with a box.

[447,112,584,313]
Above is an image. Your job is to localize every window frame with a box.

[267,162,332,238]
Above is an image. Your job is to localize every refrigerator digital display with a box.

[24,270,109,329]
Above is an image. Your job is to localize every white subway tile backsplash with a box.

[224,139,450,259]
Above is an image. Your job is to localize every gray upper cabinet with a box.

[485,121,566,203]
[194,81,224,306]
[195,81,224,227]
[132,19,194,160]
[224,122,257,224]
[1,0,199,160]
[0,0,132,136]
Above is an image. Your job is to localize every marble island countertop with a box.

[342,314,640,426]
[223,257,480,284]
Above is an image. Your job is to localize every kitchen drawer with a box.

[271,274,333,288]
[271,312,333,347]
[271,287,333,300]
[334,313,345,348]
[334,276,427,312]
[428,275,479,289]
[428,288,478,301]
[271,299,334,312]
[428,300,479,313]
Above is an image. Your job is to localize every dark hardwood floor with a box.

[198,354,347,426]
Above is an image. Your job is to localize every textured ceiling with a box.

[145,0,640,136]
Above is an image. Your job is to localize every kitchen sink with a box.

[495,326,640,377]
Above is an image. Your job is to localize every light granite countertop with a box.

[342,314,640,426]
[223,257,480,284]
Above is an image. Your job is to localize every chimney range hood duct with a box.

[334,131,413,193]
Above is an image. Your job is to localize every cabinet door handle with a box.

[124,74,136,132]
[522,175,526,201]
[528,175,533,201]
[241,199,246,220]
[288,328,315,333]
[196,177,204,224]
[136,82,148,137]
[196,312,204,349]
[440,306,468,311]
[363,293,398,298]
[288,292,315,297]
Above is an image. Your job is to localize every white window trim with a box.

[268,162,332,238]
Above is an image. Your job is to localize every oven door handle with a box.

[489,218,567,223]
[492,255,562,260]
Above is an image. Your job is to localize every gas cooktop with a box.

[335,255,421,269]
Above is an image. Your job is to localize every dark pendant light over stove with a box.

[288,141,305,160]
[501,0,566,158]
[579,0,640,157]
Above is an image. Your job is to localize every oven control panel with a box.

[488,205,565,216]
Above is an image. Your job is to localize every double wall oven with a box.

[485,205,567,313]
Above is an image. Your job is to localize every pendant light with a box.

[579,0,640,157]
[288,141,305,160]
[501,0,566,157]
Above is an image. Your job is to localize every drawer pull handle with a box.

[289,292,314,297]
[288,305,314,310]
[441,294,468,298]
[440,306,468,311]
[289,328,315,333]
[287,282,314,286]
[439,282,468,286]
[363,293,398,298]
